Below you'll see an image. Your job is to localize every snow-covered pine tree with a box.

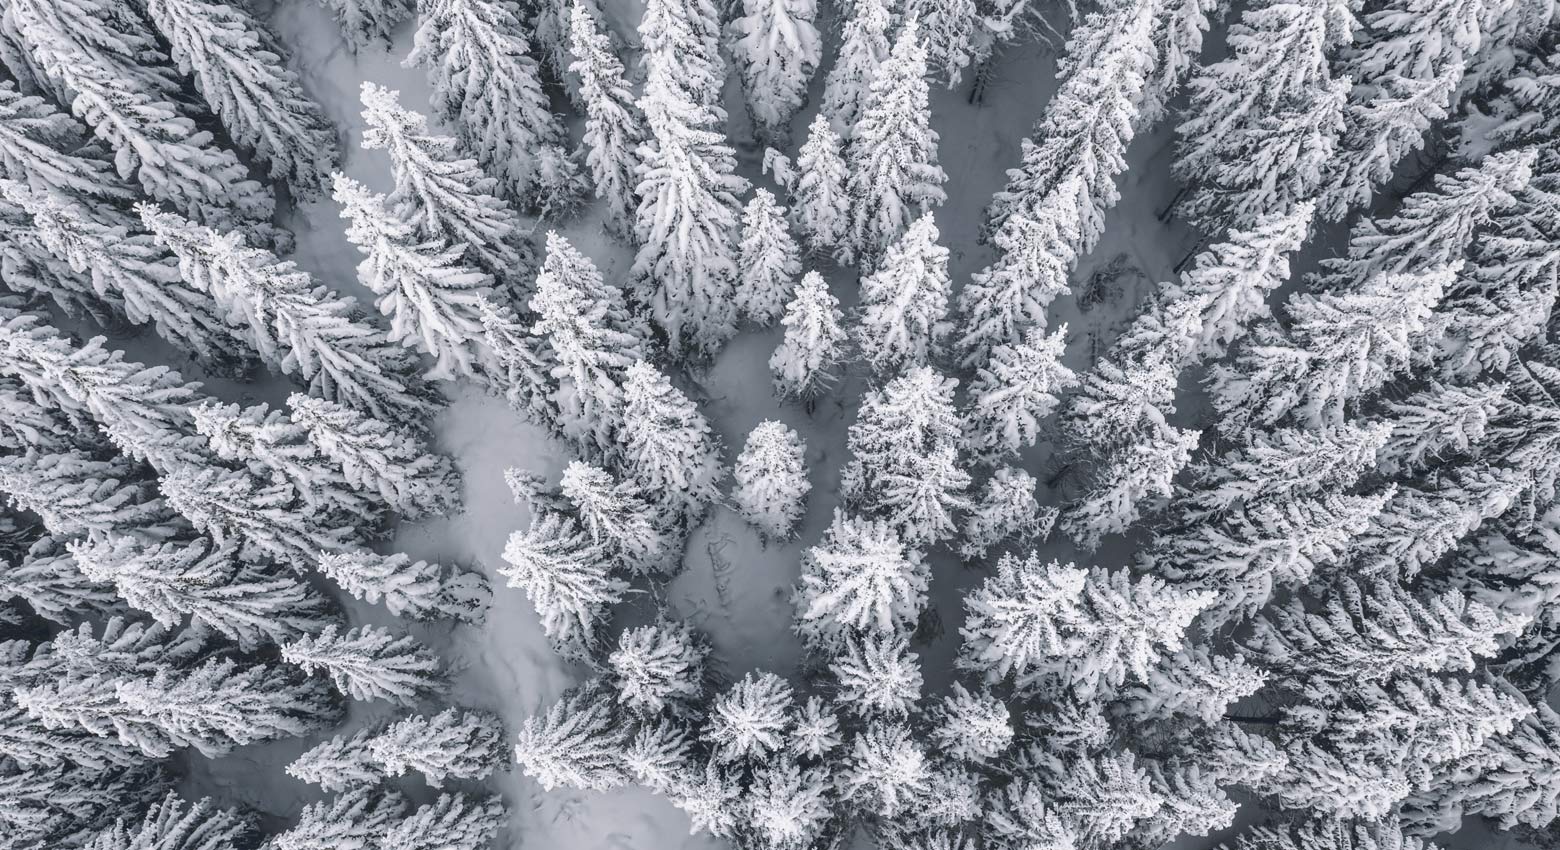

[770,271,847,403]
[2,183,246,365]
[287,727,386,790]
[529,231,648,452]
[792,509,928,649]
[287,392,459,520]
[0,450,172,541]
[1375,382,1505,475]
[928,682,1012,764]
[359,83,535,282]
[619,361,725,523]
[80,793,251,850]
[567,3,646,239]
[1318,0,1497,220]
[1177,420,1390,520]
[138,206,433,424]
[479,296,558,425]
[559,460,674,575]
[983,0,1155,246]
[607,619,708,716]
[736,189,802,325]
[514,683,629,791]
[1221,817,1437,850]
[1245,577,1530,679]
[620,716,694,791]
[69,535,333,651]
[963,324,1077,462]
[189,400,372,522]
[632,6,749,357]
[1210,266,1454,436]
[0,201,121,324]
[856,213,952,374]
[818,0,892,131]
[0,80,134,204]
[729,0,821,140]
[1124,646,1267,723]
[846,19,947,267]
[111,656,339,757]
[159,465,359,566]
[830,633,923,717]
[317,0,412,51]
[955,212,1076,369]
[500,511,626,658]
[145,0,338,196]
[1349,465,1527,580]
[840,366,970,545]
[1174,0,1354,229]
[1404,701,1560,832]
[6,0,272,230]
[838,721,929,818]
[0,761,171,849]
[1062,426,1203,551]
[0,533,123,625]
[704,670,793,762]
[274,786,407,850]
[733,420,810,540]
[283,624,444,705]
[318,549,489,623]
[383,793,507,850]
[407,0,580,212]
[960,466,1055,561]
[334,173,497,382]
[789,114,851,262]
[368,708,506,785]
[743,757,833,848]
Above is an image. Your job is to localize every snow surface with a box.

[156,4,1542,850]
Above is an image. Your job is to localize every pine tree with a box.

[770,271,847,403]
[383,793,506,850]
[479,296,558,425]
[406,0,579,210]
[0,80,133,203]
[744,757,832,849]
[1062,426,1203,551]
[1350,466,1526,580]
[145,0,339,195]
[567,4,645,238]
[334,173,497,381]
[559,460,673,575]
[903,0,983,86]
[960,466,1055,562]
[528,231,647,452]
[274,786,406,850]
[1124,647,1267,723]
[956,212,1076,369]
[1376,382,1505,474]
[1405,701,1560,831]
[1221,817,1438,850]
[0,761,172,849]
[737,189,802,325]
[1178,420,1390,520]
[2,183,245,364]
[819,0,893,131]
[0,450,171,540]
[6,0,273,230]
[80,793,251,850]
[963,325,1077,462]
[0,534,123,625]
[830,633,923,717]
[788,694,841,760]
[287,727,386,791]
[733,420,811,540]
[729,0,821,139]
[846,19,947,266]
[619,361,725,522]
[69,535,334,651]
[0,203,119,325]
[607,619,708,716]
[160,465,358,566]
[789,114,851,262]
[1245,578,1529,680]
[0,700,142,771]
[287,392,459,519]
[500,511,626,658]
[317,549,489,623]
[138,206,433,423]
[368,708,507,785]
[669,760,744,837]
[189,400,373,520]
[928,682,1012,764]
[839,721,929,818]
[705,671,793,762]
[631,70,748,356]
[283,624,444,705]
[359,83,533,279]
[318,0,412,51]
[856,214,952,374]
[110,656,339,757]
[792,510,928,649]
[621,717,694,791]
[514,683,629,791]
